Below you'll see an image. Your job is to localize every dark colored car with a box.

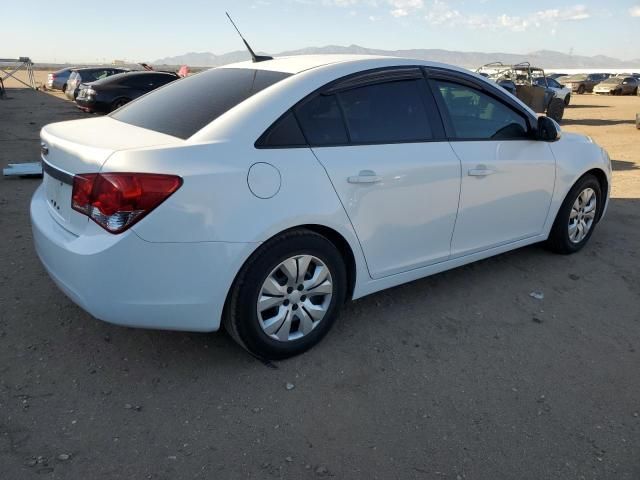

[65,67,129,100]
[75,71,180,113]
[46,67,77,92]
[557,73,610,94]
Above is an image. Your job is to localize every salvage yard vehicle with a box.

[593,76,639,95]
[476,62,566,122]
[32,55,611,359]
[65,67,128,100]
[557,73,609,94]
[76,71,180,113]
[534,75,572,106]
[46,67,77,92]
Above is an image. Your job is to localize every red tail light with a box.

[71,173,182,234]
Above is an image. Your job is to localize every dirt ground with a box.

[1,72,639,479]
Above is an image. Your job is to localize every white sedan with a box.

[32,55,611,359]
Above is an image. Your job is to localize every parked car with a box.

[534,75,572,106]
[46,67,77,92]
[557,73,609,94]
[33,55,611,359]
[76,71,180,113]
[593,76,639,95]
[547,73,568,80]
[65,67,128,100]
[476,62,566,121]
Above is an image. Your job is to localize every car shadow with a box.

[611,159,639,171]
[561,118,636,127]
[566,104,610,109]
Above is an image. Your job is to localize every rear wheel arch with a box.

[223,225,358,318]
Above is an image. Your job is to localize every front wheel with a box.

[546,174,602,254]
[564,93,571,106]
[223,229,347,359]
[546,98,565,123]
[577,85,586,94]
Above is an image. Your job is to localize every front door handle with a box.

[468,167,496,177]
[348,170,382,184]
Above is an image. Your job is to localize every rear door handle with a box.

[468,167,496,177]
[348,170,382,184]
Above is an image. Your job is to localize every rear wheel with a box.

[577,84,586,94]
[62,83,67,93]
[223,229,347,359]
[110,98,130,112]
[546,174,602,254]
[546,98,565,123]
[564,93,571,106]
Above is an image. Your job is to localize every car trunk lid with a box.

[40,116,182,235]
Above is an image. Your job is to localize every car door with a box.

[295,68,462,279]
[427,72,556,257]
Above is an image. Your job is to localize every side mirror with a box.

[537,116,561,142]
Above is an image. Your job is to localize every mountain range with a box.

[153,45,640,69]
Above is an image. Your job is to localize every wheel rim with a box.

[568,188,597,244]
[257,255,333,342]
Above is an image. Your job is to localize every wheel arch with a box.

[223,224,360,320]
[582,168,608,222]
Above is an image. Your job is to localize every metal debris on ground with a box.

[3,162,42,177]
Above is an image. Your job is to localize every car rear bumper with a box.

[31,184,256,332]
[75,98,108,113]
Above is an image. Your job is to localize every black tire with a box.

[546,174,602,254]
[577,84,586,94]
[223,229,347,360]
[110,98,130,112]
[546,98,565,123]
[62,83,67,93]
[633,87,638,96]
[564,93,571,106]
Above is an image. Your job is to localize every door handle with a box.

[348,170,382,184]
[468,167,496,177]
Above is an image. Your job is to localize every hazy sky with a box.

[5,0,640,63]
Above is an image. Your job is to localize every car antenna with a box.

[225,12,273,63]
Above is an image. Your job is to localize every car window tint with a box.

[547,78,560,88]
[112,68,291,139]
[294,94,348,146]
[257,110,307,147]
[337,80,433,143]
[433,80,528,140]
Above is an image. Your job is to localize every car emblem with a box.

[40,142,49,156]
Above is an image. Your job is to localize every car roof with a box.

[74,67,126,73]
[220,54,399,74]
[90,70,176,85]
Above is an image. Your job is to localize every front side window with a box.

[338,80,433,143]
[112,68,291,139]
[433,80,529,140]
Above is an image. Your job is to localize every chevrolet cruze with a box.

[32,55,611,359]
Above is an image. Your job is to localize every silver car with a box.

[46,67,77,92]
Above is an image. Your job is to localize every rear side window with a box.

[432,80,529,140]
[295,94,348,146]
[256,111,306,147]
[338,80,433,143]
[112,68,291,139]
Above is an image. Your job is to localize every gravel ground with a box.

[1,79,639,479]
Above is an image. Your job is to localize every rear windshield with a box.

[111,67,292,139]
